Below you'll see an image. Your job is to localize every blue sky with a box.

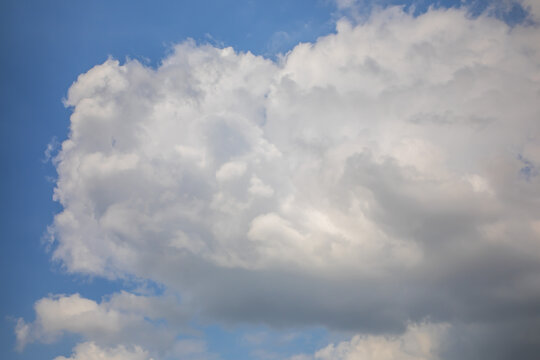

[1,1,539,360]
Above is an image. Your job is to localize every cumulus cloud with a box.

[313,323,448,360]
[15,292,212,359]
[54,342,150,360]
[16,292,170,349]
[42,5,540,359]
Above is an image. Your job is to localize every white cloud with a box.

[53,339,211,360]
[54,342,150,360]
[16,291,215,360]
[216,161,247,182]
[16,292,196,355]
[313,323,448,360]
[45,5,540,358]
[43,136,60,163]
[248,175,274,197]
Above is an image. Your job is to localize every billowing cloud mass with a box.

[20,4,540,359]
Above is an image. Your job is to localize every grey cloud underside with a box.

[47,6,540,359]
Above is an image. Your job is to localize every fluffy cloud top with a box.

[314,323,448,360]
[42,5,540,359]
[54,342,150,360]
[15,292,206,357]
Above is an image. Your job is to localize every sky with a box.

[1,1,540,359]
